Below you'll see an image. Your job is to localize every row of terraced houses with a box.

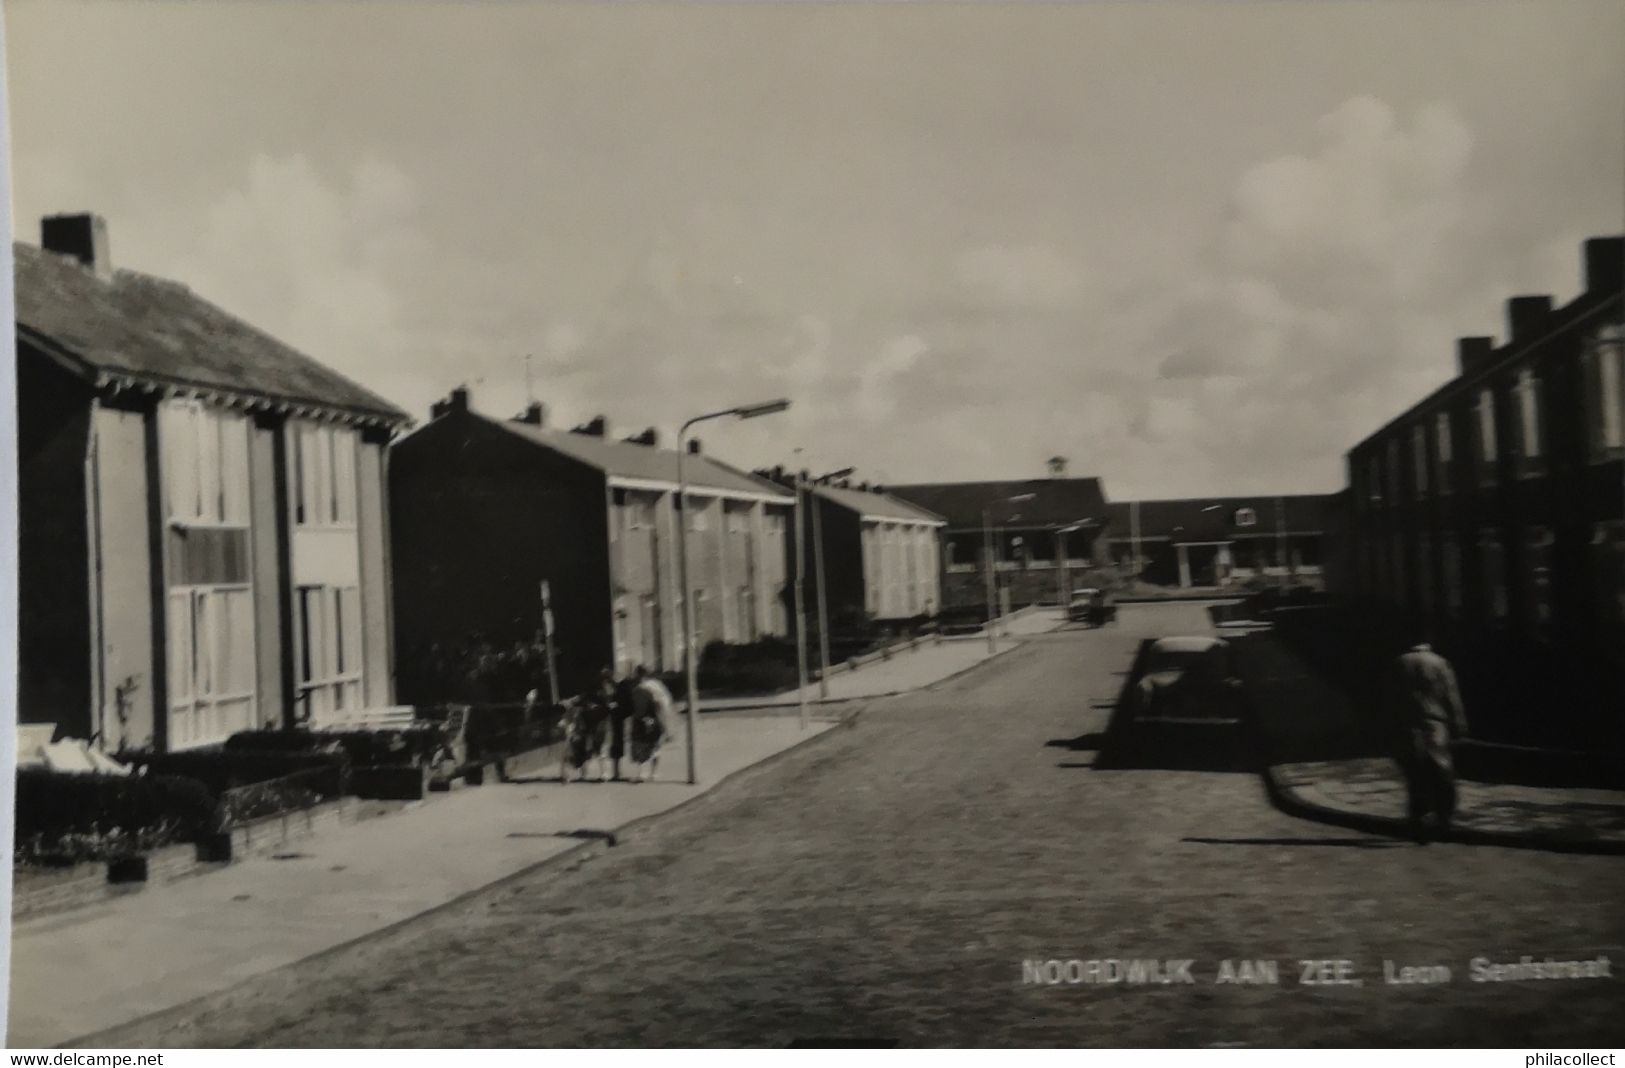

[1342,236,1625,748]
[15,212,1623,754]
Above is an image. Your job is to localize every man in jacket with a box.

[1387,637,1469,843]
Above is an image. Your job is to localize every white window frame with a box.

[1514,368,1543,464]
[291,422,359,530]
[1583,321,1625,459]
[1435,411,1453,496]
[1476,387,1498,475]
[161,399,251,528]
[167,584,257,750]
[295,583,365,721]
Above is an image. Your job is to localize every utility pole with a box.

[792,475,811,730]
[983,508,997,654]
[1275,495,1288,588]
[811,489,832,699]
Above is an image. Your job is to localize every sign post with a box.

[541,581,560,705]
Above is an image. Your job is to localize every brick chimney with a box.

[42,213,112,280]
[514,401,545,426]
[624,427,658,447]
[1457,336,1495,377]
[1506,295,1553,344]
[1584,236,1624,296]
[572,415,608,437]
[430,386,471,421]
[687,438,702,454]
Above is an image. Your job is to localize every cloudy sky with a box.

[7,1,1622,498]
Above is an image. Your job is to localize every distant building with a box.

[389,390,796,696]
[1104,496,1337,590]
[1343,235,1624,747]
[15,214,409,750]
[888,478,1112,610]
[755,472,946,626]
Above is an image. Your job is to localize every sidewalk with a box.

[1235,631,1625,853]
[699,608,1063,712]
[6,715,834,1049]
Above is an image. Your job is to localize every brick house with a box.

[1104,495,1338,590]
[388,390,796,697]
[1343,235,1624,747]
[754,473,946,626]
[15,213,409,752]
[888,478,1112,610]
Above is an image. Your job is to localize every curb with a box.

[692,633,1041,715]
[1259,761,1625,857]
[60,708,867,1050]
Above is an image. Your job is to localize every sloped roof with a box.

[1104,495,1334,541]
[812,484,945,524]
[14,243,407,425]
[888,478,1108,530]
[490,415,793,501]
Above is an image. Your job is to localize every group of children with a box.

[559,665,677,784]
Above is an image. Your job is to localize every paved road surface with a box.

[142,602,1625,1047]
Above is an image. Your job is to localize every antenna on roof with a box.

[523,353,535,406]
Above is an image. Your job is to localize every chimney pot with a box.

[687,438,702,454]
[42,213,111,280]
[1456,336,1495,377]
[572,415,608,437]
[515,401,545,426]
[1506,295,1553,343]
[1584,236,1624,295]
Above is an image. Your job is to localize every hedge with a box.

[133,747,349,798]
[14,768,217,865]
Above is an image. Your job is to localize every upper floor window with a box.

[161,399,250,527]
[1434,411,1453,496]
[1513,367,1544,471]
[1366,456,1383,507]
[1475,387,1498,483]
[1582,321,1625,460]
[1385,439,1401,507]
[1234,508,1258,527]
[291,422,357,528]
[1411,423,1429,499]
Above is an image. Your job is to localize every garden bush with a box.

[14,768,217,865]
[225,727,443,769]
[698,637,801,695]
[135,747,349,797]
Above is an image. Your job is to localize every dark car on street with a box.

[1130,636,1245,723]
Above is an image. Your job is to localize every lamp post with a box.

[982,492,1037,652]
[677,398,791,784]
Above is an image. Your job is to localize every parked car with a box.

[1068,587,1117,627]
[1130,636,1244,722]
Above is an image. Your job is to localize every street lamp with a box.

[983,493,1037,652]
[677,398,791,785]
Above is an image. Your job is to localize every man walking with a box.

[1387,636,1469,842]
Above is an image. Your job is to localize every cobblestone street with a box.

[133,603,1625,1047]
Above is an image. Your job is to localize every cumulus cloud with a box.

[156,153,434,412]
[1124,95,1563,494]
[955,244,1087,307]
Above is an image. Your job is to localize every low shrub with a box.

[698,638,801,695]
[13,768,218,865]
[135,747,348,797]
[224,727,443,769]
